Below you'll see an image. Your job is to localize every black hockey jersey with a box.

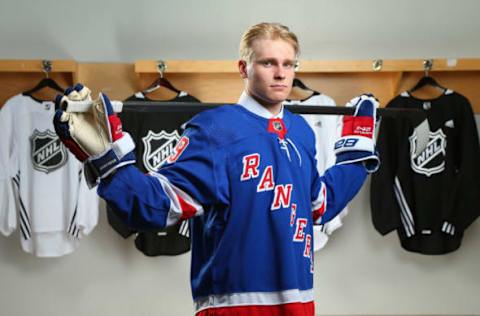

[106,91,200,256]
[370,90,480,254]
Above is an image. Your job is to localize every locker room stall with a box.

[0,58,479,315]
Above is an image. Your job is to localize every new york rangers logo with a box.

[30,129,67,173]
[142,130,181,172]
[409,126,446,177]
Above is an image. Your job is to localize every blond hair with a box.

[239,22,300,63]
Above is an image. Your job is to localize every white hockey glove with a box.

[334,93,380,173]
[53,83,136,187]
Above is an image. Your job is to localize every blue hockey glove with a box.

[334,94,380,173]
[53,83,136,187]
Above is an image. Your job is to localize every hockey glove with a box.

[334,93,380,173]
[53,83,136,187]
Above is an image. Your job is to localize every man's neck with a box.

[249,94,283,117]
[238,91,284,119]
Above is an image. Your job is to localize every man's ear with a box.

[238,60,248,79]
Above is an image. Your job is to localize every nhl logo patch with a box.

[409,127,446,177]
[30,129,68,174]
[142,130,181,172]
[267,118,287,139]
[273,121,283,132]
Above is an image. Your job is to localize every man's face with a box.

[239,38,296,111]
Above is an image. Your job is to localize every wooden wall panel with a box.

[1,62,480,113]
[0,72,72,108]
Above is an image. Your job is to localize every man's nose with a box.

[274,66,286,80]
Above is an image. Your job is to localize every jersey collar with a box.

[238,91,284,119]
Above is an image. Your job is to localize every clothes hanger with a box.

[23,60,65,96]
[292,78,316,93]
[408,59,446,94]
[142,61,181,95]
[288,78,319,102]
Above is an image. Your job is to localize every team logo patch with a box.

[30,129,68,173]
[142,130,181,172]
[409,125,446,177]
[273,121,283,132]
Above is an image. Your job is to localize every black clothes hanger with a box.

[408,76,446,94]
[23,78,65,95]
[408,59,446,94]
[288,78,319,102]
[292,78,316,93]
[142,61,181,95]
[23,60,65,96]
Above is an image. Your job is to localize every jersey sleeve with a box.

[312,163,367,224]
[75,167,100,237]
[98,123,224,231]
[0,101,17,236]
[369,103,403,235]
[447,98,480,231]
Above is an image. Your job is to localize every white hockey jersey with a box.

[0,94,99,257]
[286,92,349,251]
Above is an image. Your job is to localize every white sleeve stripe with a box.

[151,173,204,226]
[394,176,415,237]
[312,182,327,224]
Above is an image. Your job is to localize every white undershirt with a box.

[237,91,284,119]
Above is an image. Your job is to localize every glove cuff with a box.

[335,135,379,173]
[84,132,136,188]
[336,151,380,173]
[334,135,374,154]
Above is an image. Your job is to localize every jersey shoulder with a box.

[186,105,263,146]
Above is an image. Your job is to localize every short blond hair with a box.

[239,22,300,63]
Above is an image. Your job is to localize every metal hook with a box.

[294,60,300,72]
[372,59,383,72]
[423,59,433,77]
[157,60,167,78]
[42,60,52,78]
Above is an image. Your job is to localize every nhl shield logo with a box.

[142,130,181,172]
[273,121,283,132]
[409,128,447,177]
[30,129,68,174]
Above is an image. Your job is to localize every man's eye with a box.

[284,63,294,68]
[262,61,273,67]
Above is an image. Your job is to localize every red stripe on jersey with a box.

[312,202,325,222]
[312,185,326,222]
[196,301,314,316]
[178,193,198,220]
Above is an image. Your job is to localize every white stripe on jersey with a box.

[151,173,204,226]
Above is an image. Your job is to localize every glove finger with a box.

[76,85,92,101]
[53,110,90,161]
[99,93,114,116]
[99,93,123,141]
[54,94,65,110]
[60,111,70,122]
[73,83,84,92]
[356,99,375,117]
[53,110,71,139]
[64,86,75,96]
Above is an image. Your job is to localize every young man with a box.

[54,23,379,316]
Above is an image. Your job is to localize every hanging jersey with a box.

[106,91,200,256]
[99,98,368,315]
[286,92,349,251]
[0,94,99,257]
[370,90,480,254]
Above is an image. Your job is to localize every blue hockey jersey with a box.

[98,93,367,315]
